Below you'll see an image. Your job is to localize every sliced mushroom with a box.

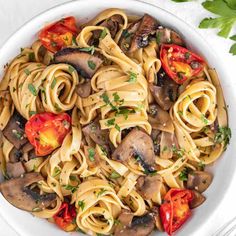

[6,162,26,178]
[54,48,103,78]
[82,118,110,146]
[136,174,162,200]
[187,171,213,193]
[151,206,164,232]
[189,190,206,209]
[9,147,23,163]
[149,69,179,110]
[112,129,156,170]
[0,172,56,212]
[156,27,185,46]
[3,111,28,149]
[114,210,155,236]
[151,129,161,156]
[148,104,174,133]
[75,80,92,98]
[129,14,159,52]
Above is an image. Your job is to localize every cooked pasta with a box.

[0,8,231,236]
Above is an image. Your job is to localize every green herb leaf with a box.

[29,111,37,117]
[52,167,61,177]
[29,52,35,62]
[88,148,95,162]
[97,188,107,197]
[122,29,131,38]
[110,171,121,179]
[54,103,62,112]
[179,167,192,181]
[225,0,236,10]
[24,68,31,76]
[113,92,120,102]
[12,129,23,140]
[230,43,236,55]
[28,84,37,96]
[156,31,163,44]
[78,200,85,210]
[172,145,185,158]
[214,126,231,149]
[200,114,208,125]
[64,184,78,193]
[100,28,107,39]
[115,124,121,131]
[198,161,206,171]
[51,77,57,89]
[143,169,157,176]
[68,65,75,73]
[128,71,137,83]
[79,46,95,55]
[88,60,96,70]
[106,118,115,126]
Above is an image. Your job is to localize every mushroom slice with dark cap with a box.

[3,111,28,149]
[187,170,213,193]
[6,162,26,178]
[114,210,155,236]
[129,14,159,52]
[148,103,174,133]
[112,129,156,170]
[156,27,185,46]
[189,190,206,209]
[53,48,103,78]
[75,80,92,98]
[136,174,162,201]
[149,69,179,110]
[0,172,56,212]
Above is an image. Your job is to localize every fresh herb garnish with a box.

[29,111,37,116]
[156,31,163,44]
[79,46,95,55]
[122,29,131,38]
[88,148,95,162]
[198,161,206,171]
[143,169,157,176]
[214,126,231,149]
[12,129,23,140]
[97,188,107,197]
[115,124,121,131]
[28,84,37,96]
[54,103,62,112]
[172,145,185,158]
[64,184,78,193]
[88,60,96,70]
[100,28,107,39]
[68,65,75,73]
[52,167,61,177]
[78,200,85,211]
[110,171,121,179]
[24,68,31,76]
[29,52,35,61]
[106,118,115,126]
[179,167,192,181]
[51,77,57,89]
[200,114,208,125]
[127,71,137,83]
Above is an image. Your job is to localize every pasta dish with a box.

[0,8,231,236]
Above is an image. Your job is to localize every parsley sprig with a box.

[171,0,236,55]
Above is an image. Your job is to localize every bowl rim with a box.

[0,0,235,236]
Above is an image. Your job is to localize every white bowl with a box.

[0,0,235,236]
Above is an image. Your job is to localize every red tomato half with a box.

[25,112,71,156]
[160,188,194,235]
[53,202,77,232]
[160,44,206,84]
[39,16,78,52]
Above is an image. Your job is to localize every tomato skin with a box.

[25,112,71,156]
[53,202,77,232]
[39,16,78,53]
[160,188,193,235]
[160,44,206,84]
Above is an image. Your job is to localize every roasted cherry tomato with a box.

[160,188,193,235]
[25,112,71,156]
[39,16,78,52]
[53,202,77,232]
[160,44,206,84]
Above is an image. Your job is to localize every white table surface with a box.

[0,0,236,235]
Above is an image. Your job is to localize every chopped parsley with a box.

[28,84,37,96]
[54,103,62,112]
[156,31,163,44]
[100,28,107,39]
[114,219,121,225]
[29,111,37,116]
[12,129,23,140]
[97,188,107,197]
[106,118,115,126]
[88,60,96,70]
[115,108,134,120]
[122,29,131,38]
[64,184,78,193]
[52,167,61,177]
[115,124,121,132]
[214,126,231,149]
[143,169,157,176]
[79,46,95,55]
[110,171,121,179]
[29,52,35,61]
[68,65,75,73]
[51,77,57,89]
[177,111,183,116]
[179,167,192,181]
[88,148,95,162]
[113,92,120,102]
[127,71,137,83]
[172,145,185,158]
[78,200,85,210]
[200,114,208,125]
[198,161,206,171]
[24,68,30,75]
[72,36,77,46]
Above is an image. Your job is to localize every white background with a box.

[0,0,235,235]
